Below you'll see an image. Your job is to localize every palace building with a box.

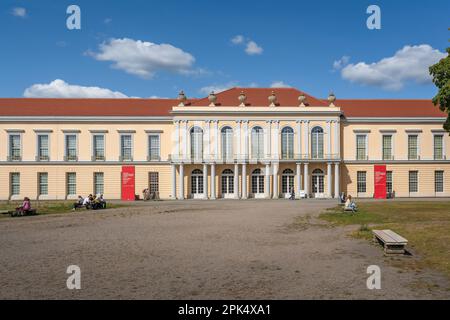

[0,87,448,201]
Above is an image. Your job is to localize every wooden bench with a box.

[373,229,408,255]
[10,209,37,217]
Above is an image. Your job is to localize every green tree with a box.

[429,43,450,133]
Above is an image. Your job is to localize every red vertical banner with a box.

[374,165,387,199]
[121,166,135,201]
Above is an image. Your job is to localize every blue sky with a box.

[0,0,449,99]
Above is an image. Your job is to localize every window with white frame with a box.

[311,127,324,159]
[190,127,203,160]
[66,172,76,196]
[9,134,21,161]
[65,134,78,161]
[408,135,419,160]
[409,171,418,193]
[94,172,104,195]
[149,172,159,193]
[357,171,366,193]
[386,171,393,194]
[356,135,367,160]
[221,127,233,160]
[382,135,393,160]
[120,134,133,161]
[10,172,20,196]
[251,127,264,159]
[281,127,294,159]
[148,135,160,161]
[93,135,105,161]
[434,135,444,160]
[38,172,48,196]
[435,170,444,193]
[37,134,49,161]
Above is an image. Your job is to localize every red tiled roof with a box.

[336,99,446,118]
[191,87,329,107]
[0,98,186,117]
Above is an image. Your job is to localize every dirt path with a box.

[0,200,449,299]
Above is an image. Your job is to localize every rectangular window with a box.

[357,171,366,193]
[148,135,160,161]
[382,135,393,160]
[10,173,20,196]
[408,135,418,160]
[434,135,444,160]
[9,134,21,161]
[94,172,104,195]
[149,172,159,193]
[38,172,48,196]
[65,134,78,161]
[37,135,49,161]
[435,170,444,193]
[356,135,367,160]
[67,173,77,196]
[386,171,393,194]
[409,171,418,193]
[120,135,133,161]
[93,135,105,161]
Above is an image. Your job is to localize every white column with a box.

[210,164,216,200]
[273,120,280,160]
[236,120,241,161]
[243,121,249,160]
[182,121,188,159]
[296,120,302,159]
[204,120,210,161]
[334,163,340,199]
[335,120,340,159]
[265,163,271,199]
[303,163,309,198]
[272,163,279,199]
[234,163,239,199]
[174,121,180,160]
[171,164,177,199]
[241,163,247,199]
[203,163,208,199]
[265,121,271,159]
[179,164,184,200]
[214,120,219,161]
[296,163,301,199]
[326,120,331,158]
[327,162,332,198]
[304,121,310,158]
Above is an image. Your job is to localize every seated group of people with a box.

[340,193,358,212]
[73,194,106,210]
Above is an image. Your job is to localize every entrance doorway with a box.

[312,169,325,198]
[221,169,234,198]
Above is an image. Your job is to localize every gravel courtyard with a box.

[1,199,449,300]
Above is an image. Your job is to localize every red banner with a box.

[121,166,135,201]
[374,165,387,199]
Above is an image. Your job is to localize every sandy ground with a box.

[0,199,449,300]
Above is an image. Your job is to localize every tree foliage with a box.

[430,47,450,132]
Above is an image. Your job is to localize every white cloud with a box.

[87,38,196,78]
[231,35,244,45]
[231,35,263,56]
[340,45,446,90]
[23,79,132,98]
[270,81,291,88]
[333,56,350,70]
[245,41,263,55]
[11,7,27,18]
[199,82,238,95]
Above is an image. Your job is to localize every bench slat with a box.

[373,229,408,245]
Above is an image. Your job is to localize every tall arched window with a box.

[311,126,324,159]
[312,168,324,195]
[191,169,204,195]
[221,169,234,196]
[221,126,233,160]
[251,169,265,195]
[251,127,264,159]
[281,169,295,194]
[281,127,294,159]
[190,127,203,160]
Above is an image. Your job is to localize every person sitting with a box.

[73,196,84,210]
[82,195,92,209]
[98,194,106,209]
[16,197,32,216]
[142,188,150,201]
[289,188,295,200]
[339,192,346,204]
[344,195,358,213]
